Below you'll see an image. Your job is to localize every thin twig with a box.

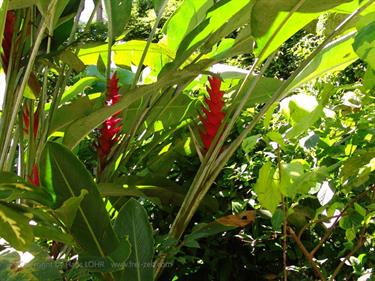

[288,227,326,281]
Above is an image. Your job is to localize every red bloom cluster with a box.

[97,73,122,169]
[1,11,16,72]
[27,164,40,186]
[23,106,39,138]
[199,76,225,151]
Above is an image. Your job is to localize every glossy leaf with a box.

[60,76,99,104]
[254,162,281,214]
[114,198,154,281]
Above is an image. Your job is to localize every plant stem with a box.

[288,227,326,281]
[132,0,169,88]
[0,0,58,169]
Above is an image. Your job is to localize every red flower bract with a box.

[1,11,16,72]
[28,164,40,186]
[198,76,225,151]
[23,106,39,139]
[97,73,122,169]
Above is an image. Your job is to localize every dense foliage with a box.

[0,0,374,281]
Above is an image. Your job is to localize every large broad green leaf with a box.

[113,198,154,281]
[288,33,358,90]
[251,0,356,61]
[172,0,253,69]
[254,162,281,214]
[103,0,132,39]
[162,0,213,53]
[78,41,174,76]
[0,0,9,60]
[49,95,97,134]
[0,203,34,251]
[40,142,125,263]
[353,20,375,69]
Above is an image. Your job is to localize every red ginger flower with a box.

[1,11,16,72]
[97,73,122,169]
[23,106,39,139]
[27,164,40,186]
[199,76,225,151]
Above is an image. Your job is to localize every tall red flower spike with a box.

[97,73,122,169]
[27,164,40,186]
[23,106,39,138]
[198,76,225,151]
[1,11,16,72]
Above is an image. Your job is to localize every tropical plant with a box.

[0,0,374,280]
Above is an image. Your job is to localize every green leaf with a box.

[242,134,261,154]
[49,95,97,134]
[40,142,120,259]
[59,76,99,105]
[173,0,253,68]
[353,20,375,69]
[271,208,284,231]
[279,160,306,198]
[251,0,355,61]
[104,0,133,38]
[184,222,235,241]
[37,0,70,30]
[99,176,218,212]
[254,162,281,214]
[0,203,34,251]
[162,0,213,53]
[62,64,201,149]
[55,189,88,229]
[59,50,86,73]
[32,225,74,245]
[289,33,358,90]
[0,172,53,206]
[114,198,154,281]
[363,67,375,89]
[8,0,37,9]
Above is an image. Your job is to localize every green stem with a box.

[0,1,58,169]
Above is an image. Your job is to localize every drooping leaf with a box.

[113,198,154,281]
